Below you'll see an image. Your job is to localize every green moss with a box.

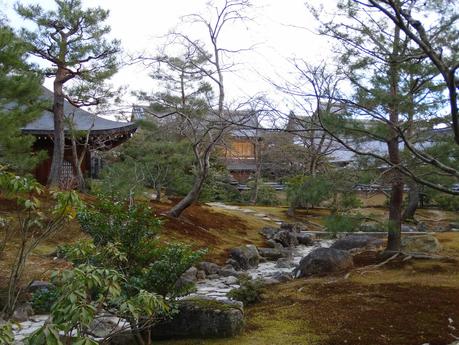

[181,298,240,312]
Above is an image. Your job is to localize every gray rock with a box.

[276,258,294,268]
[151,298,244,339]
[225,259,239,269]
[401,234,441,253]
[12,304,33,322]
[296,232,314,246]
[293,248,354,278]
[175,267,198,289]
[197,262,221,275]
[401,224,417,232]
[219,265,240,278]
[416,222,428,232]
[89,316,126,338]
[272,271,293,282]
[260,227,278,239]
[222,276,238,285]
[196,270,206,280]
[331,234,384,251]
[265,239,278,248]
[280,222,305,233]
[229,245,260,270]
[262,278,279,285]
[258,247,289,261]
[207,274,220,280]
[27,281,53,293]
[358,223,385,232]
[273,230,299,247]
[449,223,459,231]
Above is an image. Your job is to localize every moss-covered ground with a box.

[2,193,459,345]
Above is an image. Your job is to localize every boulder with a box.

[89,316,127,338]
[12,303,33,322]
[401,224,417,232]
[401,234,441,253]
[280,222,305,232]
[175,267,198,290]
[229,245,260,270]
[331,234,384,251]
[258,247,289,261]
[219,265,240,278]
[196,270,206,280]
[449,223,459,231]
[273,230,299,248]
[225,259,240,269]
[276,258,294,268]
[151,298,244,339]
[27,280,54,293]
[272,271,293,283]
[416,222,429,232]
[293,248,354,278]
[296,232,314,246]
[197,261,221,275]
[260,227,278,240]
[358,223,385,232]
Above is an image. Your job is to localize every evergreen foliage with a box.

[0,24,44,172]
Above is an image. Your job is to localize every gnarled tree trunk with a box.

[47,72,66,187]
[402,181,419,221]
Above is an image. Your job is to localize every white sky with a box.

[1,0,335,116]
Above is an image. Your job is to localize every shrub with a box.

[324,214,364,235]
[434,194,459,211]
[138,243,206,298]
[31,288,59,314]
[241,183,280,206]
[30,196,205,345]
[77,199,161,270]
[286,175,333,210]
[227,277,264,305]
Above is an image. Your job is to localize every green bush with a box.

[241,183,280,206]
[31,288,59,314]
[227,277,264,305]
[434,194,459,211]
[33,196,206,345]
[77,200,161,270]
[286,175,333,210]
[324,214,364,235]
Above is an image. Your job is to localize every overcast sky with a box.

[1,0,335,116]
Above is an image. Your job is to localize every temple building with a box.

[23,88,137,185]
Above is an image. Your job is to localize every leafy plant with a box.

[42,197,205,345]
[227,277,264,305]
[324,214,364,236]
[31,288,59,314]
[140,243,206,298]
[0,170,83,318]
[0,322,14,345]
[286,175,333,212]
[434,194,459,211]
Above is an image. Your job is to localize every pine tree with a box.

[0,23,44,172]
[16,0,120,187]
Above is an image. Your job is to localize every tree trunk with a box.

[71,137,86,191]
[47,74,66,187]
[167,171,207,218]
[402,181,419,221]
[250,139,262,205]
[155,183,161,202]
[386,23,403,252]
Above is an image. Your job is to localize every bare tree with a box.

[139,0,253,217]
